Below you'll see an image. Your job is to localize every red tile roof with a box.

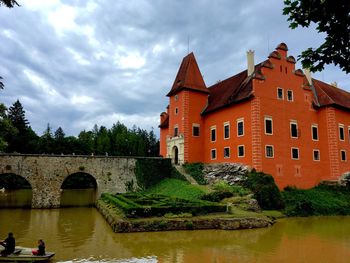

[313,79,350,111]
[159,113,169,128]
[203,70,252,114]
[202,62,268,114]
[167,52,209,97]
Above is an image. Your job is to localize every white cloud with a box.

[23,69,60,97]
[66,48,91,65]
[114,51,146,70]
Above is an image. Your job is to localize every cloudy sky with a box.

[0,0,348,137]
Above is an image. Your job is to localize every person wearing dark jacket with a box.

[32,239,45,256]
[0,232,15,256]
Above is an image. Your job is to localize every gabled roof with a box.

[167,52,208,97]
[313,79,350,111]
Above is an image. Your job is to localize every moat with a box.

[1,207,350,262]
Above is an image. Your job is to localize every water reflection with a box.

[0,208,350,263]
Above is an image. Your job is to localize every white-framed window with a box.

[211,149,217,160]
[290,121,298,138]
[224,122,230,139]
[339,124,345,141]
[238,145,245,157]
[311,124,319,141]
[175,107,178,115]
[224,147,230,158]
[287,90,293,101]
[291,147,299,160]
[265,145,274,158]
[210,126,216,142]
[237,118,244,137]
[277,87,284,100]
[341,150,347,161]
[313,149,320,161]
[192,124,200,137]
[174,125,179,137]
[264,116,273,135]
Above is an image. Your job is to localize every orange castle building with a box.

[159,43,350,189]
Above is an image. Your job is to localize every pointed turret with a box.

[167,52,208,97]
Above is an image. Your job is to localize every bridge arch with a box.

[60,172,97,207]
[0,173,33,208]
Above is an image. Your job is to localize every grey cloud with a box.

[0,0,348,137]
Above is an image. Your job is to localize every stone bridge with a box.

[0,154,169,208]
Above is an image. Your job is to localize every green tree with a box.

[283,0,350,73]
[78,130,95,154]
[8,99,29,131]
[0,0,19,8]
[0,103,17,151]
[6,100,38,153]
[39,123,54,153]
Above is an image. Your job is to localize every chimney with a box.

[330,82,338,88]
[247,50,255,76]
[304,68,312,85]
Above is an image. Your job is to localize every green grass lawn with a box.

[143,178,209,201]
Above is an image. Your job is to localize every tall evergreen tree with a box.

[8,99,29,132]
[6,100,37,153]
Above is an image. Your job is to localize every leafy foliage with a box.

[135,158,172,190]
[61,172,97,189]
[101,192,226,218]
[282,184,350,216]
[183,163,207,185]
[0,0,19,8]
[0,173,31,189]
[212,180,251,196]
[283,0,350,73]
[243,170,284,210]
[0,100,160,156]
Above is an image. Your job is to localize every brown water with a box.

[0,208,350,263]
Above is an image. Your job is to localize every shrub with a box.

[135,158,172,190]
[212,180,251,196]
[183,163,207,185]
[243,170,284,210]
[201,190,233,202]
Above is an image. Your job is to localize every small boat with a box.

[0,247,55,262]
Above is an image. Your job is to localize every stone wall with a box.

[0,154,170,208]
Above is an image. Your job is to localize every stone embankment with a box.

[203,163,250,185]
[96,200,274,233]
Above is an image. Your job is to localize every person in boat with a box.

[32,239,45,256]
[0,232,15,256]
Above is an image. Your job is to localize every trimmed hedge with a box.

[101,192,226,218]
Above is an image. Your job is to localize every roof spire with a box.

[167,53,208,97]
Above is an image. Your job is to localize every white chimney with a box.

[304,68,312,85]
[247,50,255,76]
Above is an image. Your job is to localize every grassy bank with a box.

[143,178,209,200]
[282,184,350,216]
